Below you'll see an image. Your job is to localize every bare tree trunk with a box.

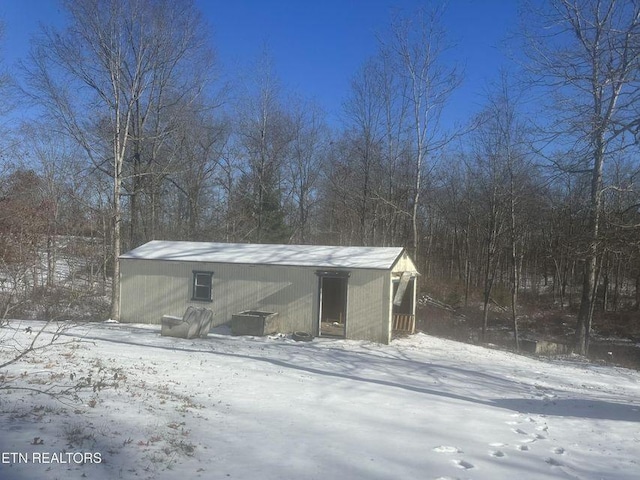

[602,254,609,312]
[509,177,520,351]
[481,247,502,344]
[635,273,640,311]
[110,93,128,321]
[575,142,604,354]
[481,203,500,341]
[612,257,621,312]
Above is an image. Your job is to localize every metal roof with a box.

[120,240,405,270]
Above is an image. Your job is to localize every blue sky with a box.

[1,0,520,128]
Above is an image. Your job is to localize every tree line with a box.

[0,0,639,354]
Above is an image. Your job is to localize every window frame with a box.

[192,270,214,302]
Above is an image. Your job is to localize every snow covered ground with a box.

[1,320,639,480]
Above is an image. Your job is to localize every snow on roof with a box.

[120,240,405,270]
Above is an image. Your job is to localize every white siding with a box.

[345,270,392,344]
[391,251,418,274]
[121,259,318,332]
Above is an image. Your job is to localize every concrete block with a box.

[231,310,279,336]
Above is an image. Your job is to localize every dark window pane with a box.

[195,285,210,299]
[192,271,213,301]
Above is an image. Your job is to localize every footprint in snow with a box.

[546,457,563,467]
[454,460,475,470]
[433,446,462,454]
[553,447,565,455]
[517,445,529,451]
[513,428,528,435]
[490,450,506,458]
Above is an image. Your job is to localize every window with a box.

[192,271,213,302]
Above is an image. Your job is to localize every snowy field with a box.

[1,320,639,480]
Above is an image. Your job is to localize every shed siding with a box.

[121,259,318,331]
[392,251,418,274]
[120,260,191,324]
[345,270,391,344]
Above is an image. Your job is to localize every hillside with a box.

[1,321,639,480]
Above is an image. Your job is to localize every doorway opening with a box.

[317,271,349,338]
[392,274,416,334]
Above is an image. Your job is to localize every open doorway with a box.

[392,273,416,334]
[392,277,415,314]
[317,272,349,338]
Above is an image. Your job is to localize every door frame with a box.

[315,270,350,338]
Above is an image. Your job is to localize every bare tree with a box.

[524,0,640,354]
[0,169,49,315]
[24,0,214,320]
[334,43,414,248]
[342,59,385,245]
[469,134,507,342]
[235,50,293,243]
[168,104,230,240]
[482,76,537,350]
[386,6,461,258]
[286,99,327,244]
[432,155,476,305]
[377,44,412,248]
[0,20,14,120]
[125,9,215,246]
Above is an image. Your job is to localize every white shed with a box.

[119,241,418,343]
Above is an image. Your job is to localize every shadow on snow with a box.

[61,325,640,423]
